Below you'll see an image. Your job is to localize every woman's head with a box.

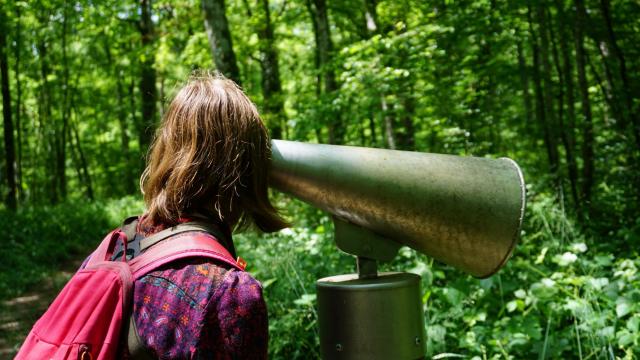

[141,72,288,232]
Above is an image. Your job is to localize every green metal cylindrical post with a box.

[317,272,425,360]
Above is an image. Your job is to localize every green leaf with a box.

[616,330,635,347]
[627,316,640,333]
[442,287,464,307]
[262,278,277,289]
[617,300,632,318]
[293,294,317,307]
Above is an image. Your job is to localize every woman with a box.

[127,72,288,359]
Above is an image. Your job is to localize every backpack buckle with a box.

[236,257,247,270]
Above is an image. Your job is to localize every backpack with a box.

[15,218,246,360]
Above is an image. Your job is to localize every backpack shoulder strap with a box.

[121,216,139,245]
[127,314,154,360]
[128,234,244,278]
[137,221,230,253]
[127,221,246,279]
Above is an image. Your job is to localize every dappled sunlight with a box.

[2,294,41,307]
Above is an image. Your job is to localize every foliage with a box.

[1,0,638,226]
[413,192,639,359]
[1,0,640,358]
[236,198,345,358]
[0,196,144,299]
[236,194,640,359]
[1,195,639,358]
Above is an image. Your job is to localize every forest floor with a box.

[0,257,83,359]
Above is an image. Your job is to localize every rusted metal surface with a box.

[270,140,526,278]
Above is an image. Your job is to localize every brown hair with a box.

[140,72,288,232]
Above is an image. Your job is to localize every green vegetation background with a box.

[1,0,639,359]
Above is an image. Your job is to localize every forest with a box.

[1,0,639,358]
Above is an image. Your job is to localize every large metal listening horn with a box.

[270,140,526,359]
[269,140,526,278]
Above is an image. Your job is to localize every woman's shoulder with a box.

[137,257,261,309]
[132,258,267,358]
[209,263,265,309]
[140,257,267,330]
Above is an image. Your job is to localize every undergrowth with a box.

[238,193,639,359]
[2,193,638,359]
[0,196,144,300]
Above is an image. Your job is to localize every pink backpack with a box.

[15,220,245,360]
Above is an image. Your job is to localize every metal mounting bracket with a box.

[332,216,401,262]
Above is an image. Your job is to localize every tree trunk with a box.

[67,123,83,195]
[105,37,135,194]
[381,96,396,149]
[358,120,366,146]
[306,0,321,100]
[593,40,625,125]
[364,0,379,34]
[58,1,70,200]
[71,121,94,201]
[66,103,84,199]
[395,42,416,150]
[0,9,17,210]
[36,36,57,203]
[585,42,628,129]
[138,0,158,154]
[14,5,22,201]
[528,6,560,183]
[258,0,285,139]
[202,0,242,85]
[313,0,337,95]
[117,71,134,194]
[600,0,640,151]
[536,5,561,181]
[70,93,94,200]
[362,0,404,149]
[368,111,377,147]
[128,50,138,148]
[307,0,343,144]
[548,7,580,209]
[517,41,534,130]
[399,93,415,150]
[553,0,580,209]
[574,0,595,207]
